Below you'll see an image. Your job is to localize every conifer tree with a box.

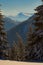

[0,7,9,60]
[26,0,43,61]
[32,0,43,60]
[9,41,18,60]
[26,25,34,60]
[16,33,25,61]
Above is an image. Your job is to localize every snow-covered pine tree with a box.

[0,8,9,60]
[32,1,43,60]
[26,0,43,61]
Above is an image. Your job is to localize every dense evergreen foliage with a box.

[0,0,43,62]
[0,11,9,59]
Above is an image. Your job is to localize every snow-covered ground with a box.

[0,60,43,65]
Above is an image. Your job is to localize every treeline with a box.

[0,2,43,61]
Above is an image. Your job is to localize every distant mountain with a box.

[3,17,20,31]
[9,12,30,22]
[7,15,36,45]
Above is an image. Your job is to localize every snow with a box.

[35,30,43,36]
[0,60,43,65]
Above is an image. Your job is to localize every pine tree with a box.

[16,33,25,61]
[9,41,18,60]
[27,0,43,60]
[32,1,43,60]
[0,8,9,60]
[27,24,33,46]
[26,25,34,60]
[26,0,43,61]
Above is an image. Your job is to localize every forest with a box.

[0,0,43,62]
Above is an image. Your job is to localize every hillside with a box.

[7,15,35,45]
[3,17,20,31]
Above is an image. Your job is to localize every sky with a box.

[0,0,42,16]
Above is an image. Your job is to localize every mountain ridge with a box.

[9,12,31,22]
[7,14,35,45]
[3,16,21,31]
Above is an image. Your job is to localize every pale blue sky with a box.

[0,0,42,16]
